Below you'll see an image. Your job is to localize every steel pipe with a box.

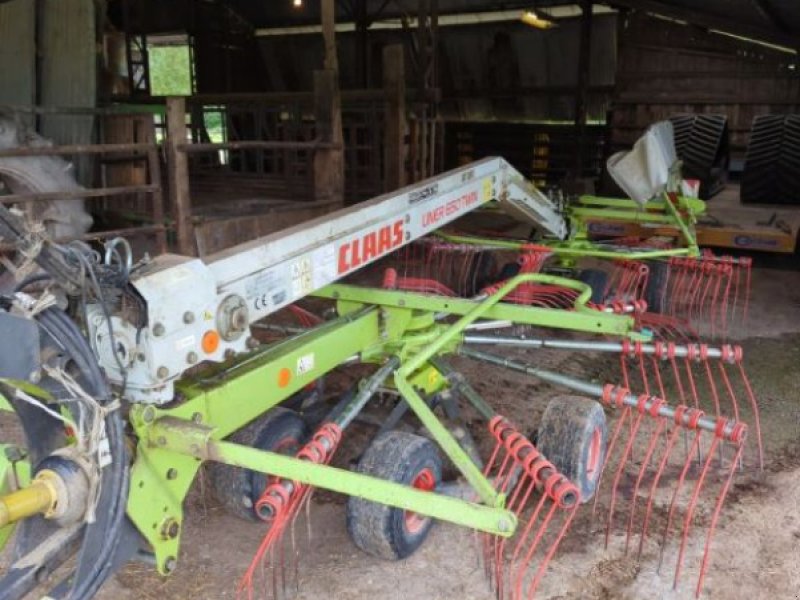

[460,348,741,440]
[463,335,732,360]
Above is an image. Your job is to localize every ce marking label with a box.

[253,294,270,310]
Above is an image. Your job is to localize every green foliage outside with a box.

[148,44,224,143]
[148,45,191,96]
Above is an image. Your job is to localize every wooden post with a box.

[321,0,338,72]
[574,0,593,179]
[315,0,344,205]
[165,96,195,256]
[383,44,406,192]
[146,144,168,254]
[313,70,344,205]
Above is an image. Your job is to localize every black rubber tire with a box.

[535,395,607,503]
[208,407,308,521]
[577,268,608,304]
[643,260,669,314]
[346,431,442,560]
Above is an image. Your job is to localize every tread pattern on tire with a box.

[535,395,608,503]
[669,114,729,199]
[742,115,800,205]
[208,407,307,522]
[346,431,442,561]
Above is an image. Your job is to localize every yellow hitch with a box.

[0,470,60,528]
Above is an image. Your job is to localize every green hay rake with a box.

[0,153,760,600]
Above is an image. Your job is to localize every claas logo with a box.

[338,220,404,274]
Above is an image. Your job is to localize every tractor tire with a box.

[208,407,308,521]
[577,268,608,304]
[643,260,669,314]
[346,431,442,560]
[535,395,607,503]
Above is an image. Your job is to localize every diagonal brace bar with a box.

[147,417,516,537]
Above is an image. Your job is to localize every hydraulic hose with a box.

[0,307,130,600]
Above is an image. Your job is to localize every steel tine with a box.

[592,402,631,516]
[639,424,681,559]
[512,496,553,600]
[673,436,720,589]
[606,400,647,548]
[735,359,764,470]
[696,442,744,597]
[658,429,702,572]
[625,417,666,554]
[526,504,579,600]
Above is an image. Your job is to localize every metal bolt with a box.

[398,299,405,307]
[191,412,203,424]
[160,518,181,540]
[166,468,178,480]
[163,556,177,573]
[183,311,195,324]
[137,352,146,362]
[497,519,510,533]
[186,351,198,365]
[246,336,260,350]
[231,308,248,331]
[152,323,165,337]
[142,406,156,423]
[157,366,169,379]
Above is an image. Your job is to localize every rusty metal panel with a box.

[0,1,36,107]
[39,0,97,182]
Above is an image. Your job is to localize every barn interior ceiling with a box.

[214,0,799,48]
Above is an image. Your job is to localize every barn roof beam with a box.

[606,0,798,50]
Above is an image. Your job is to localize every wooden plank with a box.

[178,140,338,153]
[165,96,195,256]
[0,142,154,158]
[313,70,344,205]
[383,44,406,192]
[0,184,158,204]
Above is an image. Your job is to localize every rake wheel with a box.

[346,431,441,560]
[535,395,607,503]
[208,407,308,522]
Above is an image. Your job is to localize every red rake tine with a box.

[624,416,667,554]
[484,417,580,600]
[638,423,681,560]
[695,441,744,596]
[605,396,648,546]
[240,423,342,599]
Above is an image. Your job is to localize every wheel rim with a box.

[403,468,436,535]
[586,426,603,482]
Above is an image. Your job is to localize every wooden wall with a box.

[610,12,800,167]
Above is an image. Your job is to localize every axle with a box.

[0,474,58,528]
